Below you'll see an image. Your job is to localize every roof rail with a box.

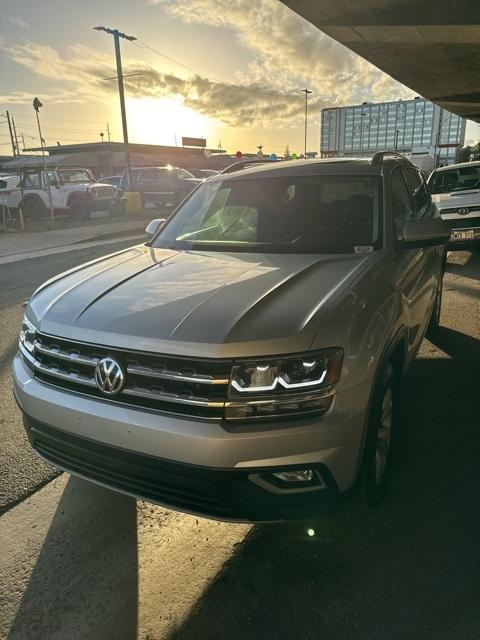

[220,159,277,174]
[371,151,407,166]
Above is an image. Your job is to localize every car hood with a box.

[29,245,373,358]
[432,191,480,209]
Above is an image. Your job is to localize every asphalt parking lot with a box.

[0,245,479,640]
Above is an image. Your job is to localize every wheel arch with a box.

[353,325,407,482]
[66,190,91,208]
[21,193,45,208]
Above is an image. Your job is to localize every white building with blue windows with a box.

[321,97,466,166]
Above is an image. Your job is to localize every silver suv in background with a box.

[428,160,480,245]
[13,154,449,522]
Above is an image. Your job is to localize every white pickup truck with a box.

[6,166,123,219]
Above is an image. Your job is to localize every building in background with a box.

[321,97,466,166]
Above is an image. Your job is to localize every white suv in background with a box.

[428,161,480,245]
[6,167,121,220]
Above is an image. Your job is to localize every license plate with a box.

[452,229,475,241]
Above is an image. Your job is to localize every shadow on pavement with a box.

[446,250,480,281]
[8,477,138,640]
[167,349,480,640]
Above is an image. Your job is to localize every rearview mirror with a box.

[401,218,450,249]
[145,218,166,240]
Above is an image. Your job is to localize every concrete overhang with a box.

[281,0,480,122]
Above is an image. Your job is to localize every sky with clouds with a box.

[1,0,479,155]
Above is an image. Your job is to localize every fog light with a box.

[273,469,314,483]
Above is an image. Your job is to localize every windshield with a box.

[429,167,480,194]
[59,169,94,184]
[152,175,382,254]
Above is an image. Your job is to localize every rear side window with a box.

[0,180,6,189]
[140,169,162,181]
[402,168,430,217]
[391,169,412,236]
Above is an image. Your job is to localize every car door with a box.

[139,168,175,204]
[390,167,436,352]
[44,170,65,209]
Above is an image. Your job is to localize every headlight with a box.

[19,315,36,353]
[226,349,343,420]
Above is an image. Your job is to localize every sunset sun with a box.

[126,96,214,147]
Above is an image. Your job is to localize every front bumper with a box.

[13,353,371,522]
[23,416,340,522]
[87,198,117,212]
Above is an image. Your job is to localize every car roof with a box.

[212,156,413,180]
[433,160,480,172]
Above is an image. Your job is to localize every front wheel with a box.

[69,200,88,220]
[364,362,398,508]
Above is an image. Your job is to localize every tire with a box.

[22,197,46,221]
[69,200,88,220]
[426,275,443,337]
[364,362,398,508]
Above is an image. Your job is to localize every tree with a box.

[471,142,480,161]
[458,146,472,163]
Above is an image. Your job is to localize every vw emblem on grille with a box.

[458,207,470,215]
[95,357,125,395]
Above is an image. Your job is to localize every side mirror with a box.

[145,218,166,239]
[401,218,450,249]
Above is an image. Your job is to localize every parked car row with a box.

[0,164,218,222]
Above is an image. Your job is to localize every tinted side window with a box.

[140,169,163,181]
[402,168,430,218]
[391,169,412,236]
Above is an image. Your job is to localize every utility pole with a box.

[94,27,136,191]
[394,129,399,151]
[301,88,312,157]
[107,122,111,142]
[12,116,20,155]
[33,97,55,222]
[6,111,16,156]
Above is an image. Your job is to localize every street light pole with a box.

[94,27,135,191]
[301,88,312,158]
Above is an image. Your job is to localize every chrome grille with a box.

[21,333,232,419]
[90,185,116,200]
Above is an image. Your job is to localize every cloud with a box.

[0,0,414,131]
[0,90,84,105]
[1,13,29,28]
[153,0,413,108]
[0,39,313,127]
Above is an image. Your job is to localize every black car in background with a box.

[120,166,202,207]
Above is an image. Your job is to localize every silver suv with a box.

[13,154,449,522]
